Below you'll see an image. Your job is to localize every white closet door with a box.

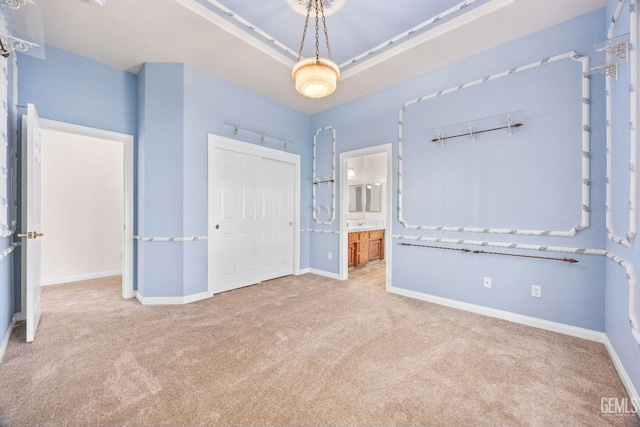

[260,158,294,281]
[211,147,294,294]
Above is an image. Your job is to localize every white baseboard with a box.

[388,286,606,343]
[42,270,122,286]
[0,316,16,364]
[135,291,209,306]
[13,312,24,322]
[296,268,311,275]
[308,268,341,280]
[602,336,640,415]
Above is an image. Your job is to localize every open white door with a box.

[20,104,43,342]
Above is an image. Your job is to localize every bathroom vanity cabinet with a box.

[348,229,384,268]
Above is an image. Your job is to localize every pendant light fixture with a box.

[292,0,340,99]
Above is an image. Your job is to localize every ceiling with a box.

[39,0,607,114]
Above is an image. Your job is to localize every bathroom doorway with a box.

[339,144,392,289]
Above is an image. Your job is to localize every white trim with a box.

[174,0,295,65]
[342,0,515,78]
[0,315,15,363]
[308,268,341,281]
[605,0,638,248]
[312,126,336,225]
[41,271,122,287]
[603,336,640,414]
[389,285,606,343]
[38,119,135,300]
[296,268,311,275]
[135,291,209,306]
[398,51,590,237]
[339,143,393,291]
[208,135,301,297]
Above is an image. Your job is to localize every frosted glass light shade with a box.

[292,57,340,98]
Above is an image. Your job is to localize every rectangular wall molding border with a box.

[312,126,337,225]
[398,51,590,237]
[42,270,122,287]
[0,316,16,364]
[135,291,209,306]
[605,0,638,248]
[388,285,606,342]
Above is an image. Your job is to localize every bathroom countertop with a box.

[346,226,385,232]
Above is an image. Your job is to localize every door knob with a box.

[17,231,44,239]
[215,224,220,230]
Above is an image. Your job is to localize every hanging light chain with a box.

[315,0,320,60]
[296,0,333,62]
[320,1,333,60]
[296,0,313,61]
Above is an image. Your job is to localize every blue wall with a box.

[18,45,137,136]
[604,0,640,400]
[310,9,608,330]
[3,2,637,403]
[137,62,312,298]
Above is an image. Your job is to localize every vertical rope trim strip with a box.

[312,126,336,225]
[398,51,590,236]
[605,0,638,247]
[392,235,640,346]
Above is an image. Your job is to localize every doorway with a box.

[339,144,392,289]
[36,119,134,299]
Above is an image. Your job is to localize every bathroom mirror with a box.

[365,183,382,212]
[349,185,363,212]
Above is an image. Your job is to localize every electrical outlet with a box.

[328,252,332,260]
[483,277,492,288]
[532,285,542,298]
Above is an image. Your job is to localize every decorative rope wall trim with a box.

[204,0,479,70]
[0,224,15,238]
[398,51,591,237]
[313,126,336,225]
[338,0,478,69]
[605,0,638,247]
[133,236,208,242]
[0,242,19,262]
[393,234,640,346]
[301,229,340,235]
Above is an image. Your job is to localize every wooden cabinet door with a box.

[348,242,357,267]
[368,239,381,261]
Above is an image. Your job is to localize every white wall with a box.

[41,130,123,285]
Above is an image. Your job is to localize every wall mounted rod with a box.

[431,123,523,143]
[400,242,578,263]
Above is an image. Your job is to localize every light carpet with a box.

[0,263,638,426]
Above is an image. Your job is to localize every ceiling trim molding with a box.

[341,0,515,80]
[174,0,296,66]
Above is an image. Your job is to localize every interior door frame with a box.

[339,143,393,289]
[207,134,301,297]
[36,118,135,299]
